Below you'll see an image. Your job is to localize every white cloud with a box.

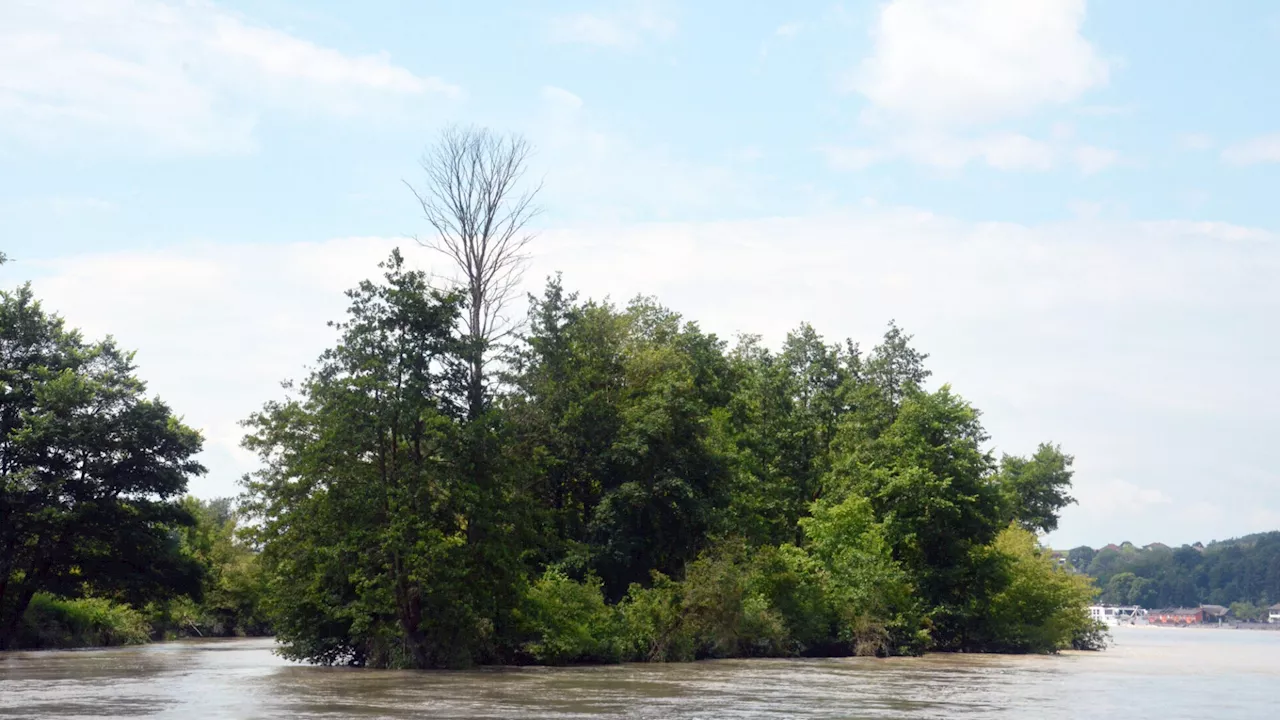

[0,196,118,216]
[1177,133,1214,151]
[1074,104,1134,117]
[1072,480,1172,517]
[12,208,1280,546]
[1066,199,1103,219]
[897,133,1057,171]
[533,86,753,222]
[548,1,676,50]
[974,133,1058,171]
[759,20,803,62]
[839,0,1112,173]
[0,0,458,154]
[823,133,1112,173]
[774,22,803,38]
[541,85,586,112]
[22,237,403,492]
[1222,134,1280,165]
[821,145,886,171]
[852,0,1108,127]
[1073,144,1117,174]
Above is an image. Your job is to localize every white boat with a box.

[1088,604,1149,626]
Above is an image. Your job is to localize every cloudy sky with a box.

[3,0,1279,549]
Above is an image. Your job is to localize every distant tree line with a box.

[1070,533,1280,615]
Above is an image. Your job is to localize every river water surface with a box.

[2,627,1278,719]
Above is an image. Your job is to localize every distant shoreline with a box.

[1118,623,1280,632]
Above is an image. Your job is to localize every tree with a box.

[506,278,627,556]
[241,251,515,668]
[237,260,1101,663]
[998,443,1076,534]
[714,325,860,547]
[1068,545,1096,572]
[826,384,1005,649]
[979,527,1099,652]
[1101,572,1139,604]
[165,496,269,637]
[715,335,813,546]
[407,125,542,420]
[862,320,930,405]
[0,285,204,648]
[507,285,732,597]
[1229,601,1263,622]
[798,494,918,655]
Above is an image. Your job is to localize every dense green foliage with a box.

[0,281,270,649]
[1073,532,1280,609]
[1,246,1101,660]
[16,593,151,649]
[9,495,270,649]
[241,255,1102,667]
[242,252,516,668]
[147,497,271,638]
[984,527,1100,652]
[0,284,206,649]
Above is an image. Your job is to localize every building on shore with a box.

[1151,608,1203,625]
[1150,605,1230,625]
[1201,604,1229,623]
[1269,604,1280,624]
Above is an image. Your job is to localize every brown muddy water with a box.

[2,627,1278,719]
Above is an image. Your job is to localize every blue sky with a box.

[3,0,1280,549]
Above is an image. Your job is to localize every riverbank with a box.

[12,595,151,651]
[7,592,272,652]
[1139,622,1280,631]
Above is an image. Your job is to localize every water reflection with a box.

[2,628,1277,719]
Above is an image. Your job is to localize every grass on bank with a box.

[15,594,151,649]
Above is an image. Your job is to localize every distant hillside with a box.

[1065,531,1280,615]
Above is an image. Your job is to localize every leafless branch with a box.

[406,125,543,416]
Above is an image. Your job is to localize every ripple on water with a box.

[2,629,1278,719]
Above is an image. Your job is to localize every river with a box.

[2,627,1277,719]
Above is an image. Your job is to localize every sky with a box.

[3,0,1280,550]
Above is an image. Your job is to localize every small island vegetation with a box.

[1,129,1105,662]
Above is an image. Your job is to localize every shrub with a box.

[617,572,693,662]
[1070,618,1110,651]
[745,545,831,651]
[516,570,621,664]
[614,545,800,662]
[979,526,1102,653]
[799,495,925,656]
[679,545,790,659]
[18,594,151,649]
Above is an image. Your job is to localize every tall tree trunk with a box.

[0,584,36,650]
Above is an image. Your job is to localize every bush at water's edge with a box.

[16,594,151,649]
[12,593,274,650]
[1070,620,1110,651]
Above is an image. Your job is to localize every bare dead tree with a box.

[406,126,543,419]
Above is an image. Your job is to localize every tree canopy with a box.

[1,229,1104,661]
[1,284,205,648]
[240,258,1102,667]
